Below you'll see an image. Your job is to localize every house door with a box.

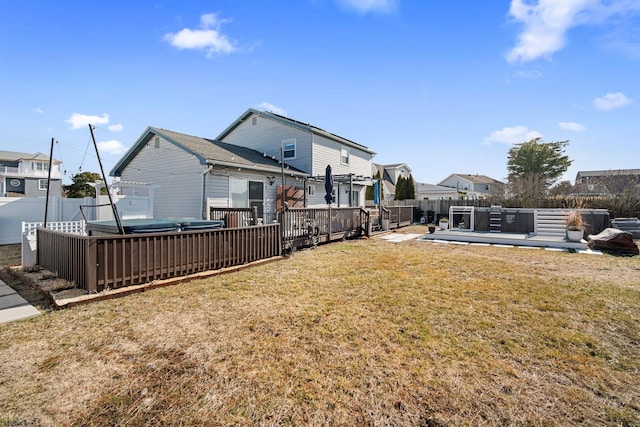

[249,181,264,219]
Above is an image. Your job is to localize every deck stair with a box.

[535,210,569,237]
[489,205,502,233]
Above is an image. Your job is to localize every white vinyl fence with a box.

[1,194,153,244]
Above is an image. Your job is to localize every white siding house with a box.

[110,127,307,221]
[0,150,62,197]
[216,109,376,208]
[438,173,504,199]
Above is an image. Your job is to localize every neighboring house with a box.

[438,173,504,199]
[110,127,307,221]
[575,169,640,196]
[216,109,376,208]
[371,163,412,202]
[0,150,62,197]
[414,182,460,201]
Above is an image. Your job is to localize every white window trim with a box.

[308,184,315,196]
[38,179,48,190]
[340,146,350,165]
[282,139,296,160]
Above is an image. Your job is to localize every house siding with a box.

[219,113,314,174]
[311,134,372,178]
[119,135,208,218]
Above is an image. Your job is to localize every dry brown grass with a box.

[1,229,639,426]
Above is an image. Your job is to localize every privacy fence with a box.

[37,224,282,293]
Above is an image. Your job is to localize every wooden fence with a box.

[37,224,282,293]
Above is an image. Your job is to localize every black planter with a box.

[428,225,436,234]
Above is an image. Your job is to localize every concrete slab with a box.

[0,293,28,309]
[0,279,41,324]
[0,304,41,324]
[0,283,18,297]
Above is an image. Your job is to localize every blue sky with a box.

[1,0,638,185]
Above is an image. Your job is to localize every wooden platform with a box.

[420,229,588,250]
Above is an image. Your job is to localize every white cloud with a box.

[559,121,587,131]
[97,140,127,155]
[483,126,543,145]
[506,0,640,63]
[256,102,287,116]
[33,107,44,114]
[164,13,236,57]
[66,113,110,130]
[593,92,632,111]
[108,123,124,132]
[337,0,398,14]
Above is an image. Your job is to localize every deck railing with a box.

[281,207,370,248]
[382,206,414,229]
[37,224,282,293]
[209,207,258,227]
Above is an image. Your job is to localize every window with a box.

[282,139,296,159]
[341,147,349,165]
[33,162,49,172]
[252,116,257,126]
[230,179,264,218]
[351,190,359,206]
[230,178,249,208]
[39,179,48,190]
[154,137,160,148]
[308,185,315,196]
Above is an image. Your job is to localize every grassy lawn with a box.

[1,228,639,426]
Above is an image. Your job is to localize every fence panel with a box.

[37,224,282,293]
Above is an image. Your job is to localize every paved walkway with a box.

[0,278,41,324]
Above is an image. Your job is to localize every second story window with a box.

[341,147,349,165]
[282,139,296,159]
[33,161,49,172]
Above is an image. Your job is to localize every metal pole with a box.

[44,137,54,228]
[89,124,124,234]
[281,144,285,212]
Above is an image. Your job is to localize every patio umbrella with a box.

[324,164,333,204]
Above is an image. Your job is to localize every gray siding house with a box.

[110,127,307,221]
[0,150,62,197]
[216,109,376,208]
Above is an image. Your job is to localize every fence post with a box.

[251,206,258,226]
[85,238,97,293]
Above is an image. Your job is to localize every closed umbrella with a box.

[324,165,333,204]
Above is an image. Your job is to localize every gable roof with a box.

[216,108,376,155]
[439,173,503,185]
[0,150,60,163]
[110,127,307,177]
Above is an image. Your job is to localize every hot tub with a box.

[86,218,224,236]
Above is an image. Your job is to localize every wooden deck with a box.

[420,229,589,250]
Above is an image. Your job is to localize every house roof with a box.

[0,150,60,163]
[576,169,640,179]
[216,108,376,155]
[110,127,307,177]
[439,173,503,185]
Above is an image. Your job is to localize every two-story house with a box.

[0,150,62,197]
[216,109,376,208]
[110,110,376,221]
[438,173,504,199]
